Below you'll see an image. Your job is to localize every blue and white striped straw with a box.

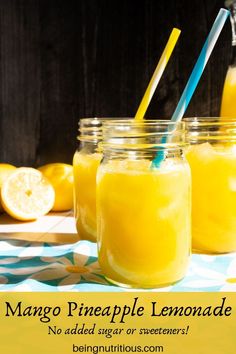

[171,8,229,123]
[153,8,229,167]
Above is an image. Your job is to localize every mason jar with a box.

[73,118,103,242]
[96,120,191,288]
[185,117,236,253]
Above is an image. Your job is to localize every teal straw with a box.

[152,8,229,167]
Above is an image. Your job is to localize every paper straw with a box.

[171,8,229,123]
[152,8,229,167]
[134,28,181,121]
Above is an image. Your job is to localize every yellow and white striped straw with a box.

[134,28,181,121]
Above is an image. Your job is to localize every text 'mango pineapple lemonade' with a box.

[97,120,191,288]
[185,118,236,253]
[73,118,102,242]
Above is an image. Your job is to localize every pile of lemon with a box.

[0,163,73,221]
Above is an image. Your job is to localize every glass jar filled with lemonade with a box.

[185,117,236,253]
[96,120,191,288]
[220,0,236,117]
[73,118,103,242]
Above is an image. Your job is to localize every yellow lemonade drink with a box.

[220,1,236,118]
[73,151,102,242]
[96,120,191,288]
[73,118,103,242]
[220,66,236,117]
[185,118,236,253]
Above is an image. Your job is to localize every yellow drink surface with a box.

[220,66,236,117]
[73,151,102,242]
[97,159,191,288]
[186,143,236,253]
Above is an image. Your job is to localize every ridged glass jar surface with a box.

[73,118,103,242]
[185,117,236,253]
[96,120,191,288]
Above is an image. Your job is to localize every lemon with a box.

[38,163,73,211]
[1,167,55,221]
[0,163,17,212]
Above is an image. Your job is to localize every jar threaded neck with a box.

[184,117,236,144]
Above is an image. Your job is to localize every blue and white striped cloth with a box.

[0,239,235,292]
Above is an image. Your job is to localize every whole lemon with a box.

[38,163,73,211]
[0,163,17,212]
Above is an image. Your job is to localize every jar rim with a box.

[101,120,186,152]
[102,119,184,127]
[184,117,236,143]
[78,118,185,126]
[78,117,135,126]
[184,117,236,124]
[78,118,185,144]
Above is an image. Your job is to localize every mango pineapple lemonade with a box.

[185,118,236,253]
[73,151,102,242]
[220,66,236,117]
[220,1,236,119]
[73,118,103,242]
[96,120,191,288]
